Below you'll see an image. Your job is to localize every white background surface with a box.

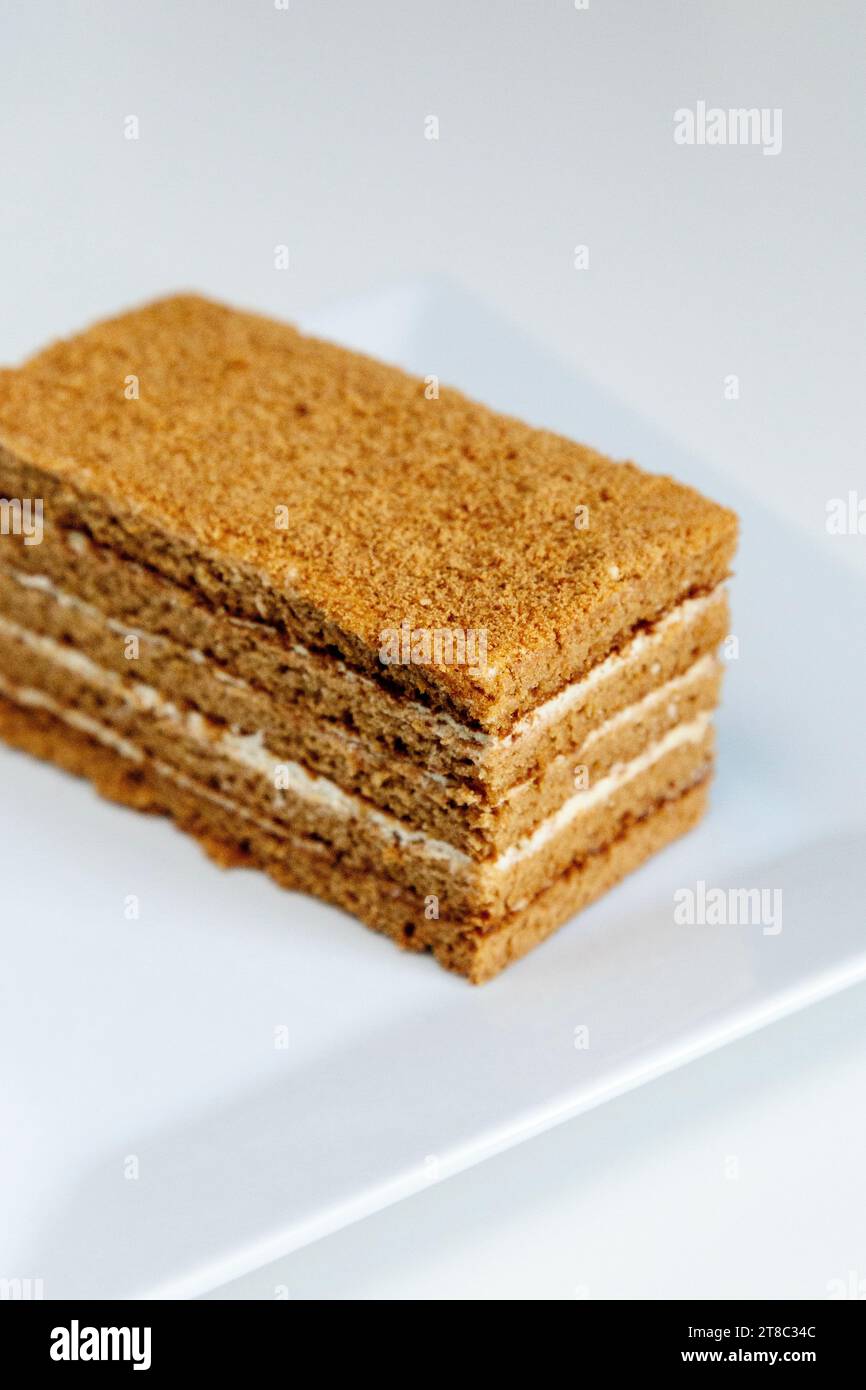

[207,983,866,1301]
[2,1,865,1300]
[3,278,865,1300]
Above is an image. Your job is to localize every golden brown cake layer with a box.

[0,294,738,727]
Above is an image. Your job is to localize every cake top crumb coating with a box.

[0,295,737,726]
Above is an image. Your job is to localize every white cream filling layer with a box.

[581,651,717,749]
[0,609,713,878]
[0,559,725,754]
[0,671,145,763]
[0,612,470,868]
[0,671,326,848]
[502,587,725,744]
[493,652,717,809]
[493,710,711,872]
[2,565,251,691]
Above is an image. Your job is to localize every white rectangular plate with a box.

[2,282,865,1298]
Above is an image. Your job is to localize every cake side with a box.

[0,687,711,983]
[0,603,715,919]
[0,293,739,980]
[0,528,729,854]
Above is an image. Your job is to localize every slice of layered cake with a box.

[0,295,737,981]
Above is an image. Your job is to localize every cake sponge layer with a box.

[0,294,738,726]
